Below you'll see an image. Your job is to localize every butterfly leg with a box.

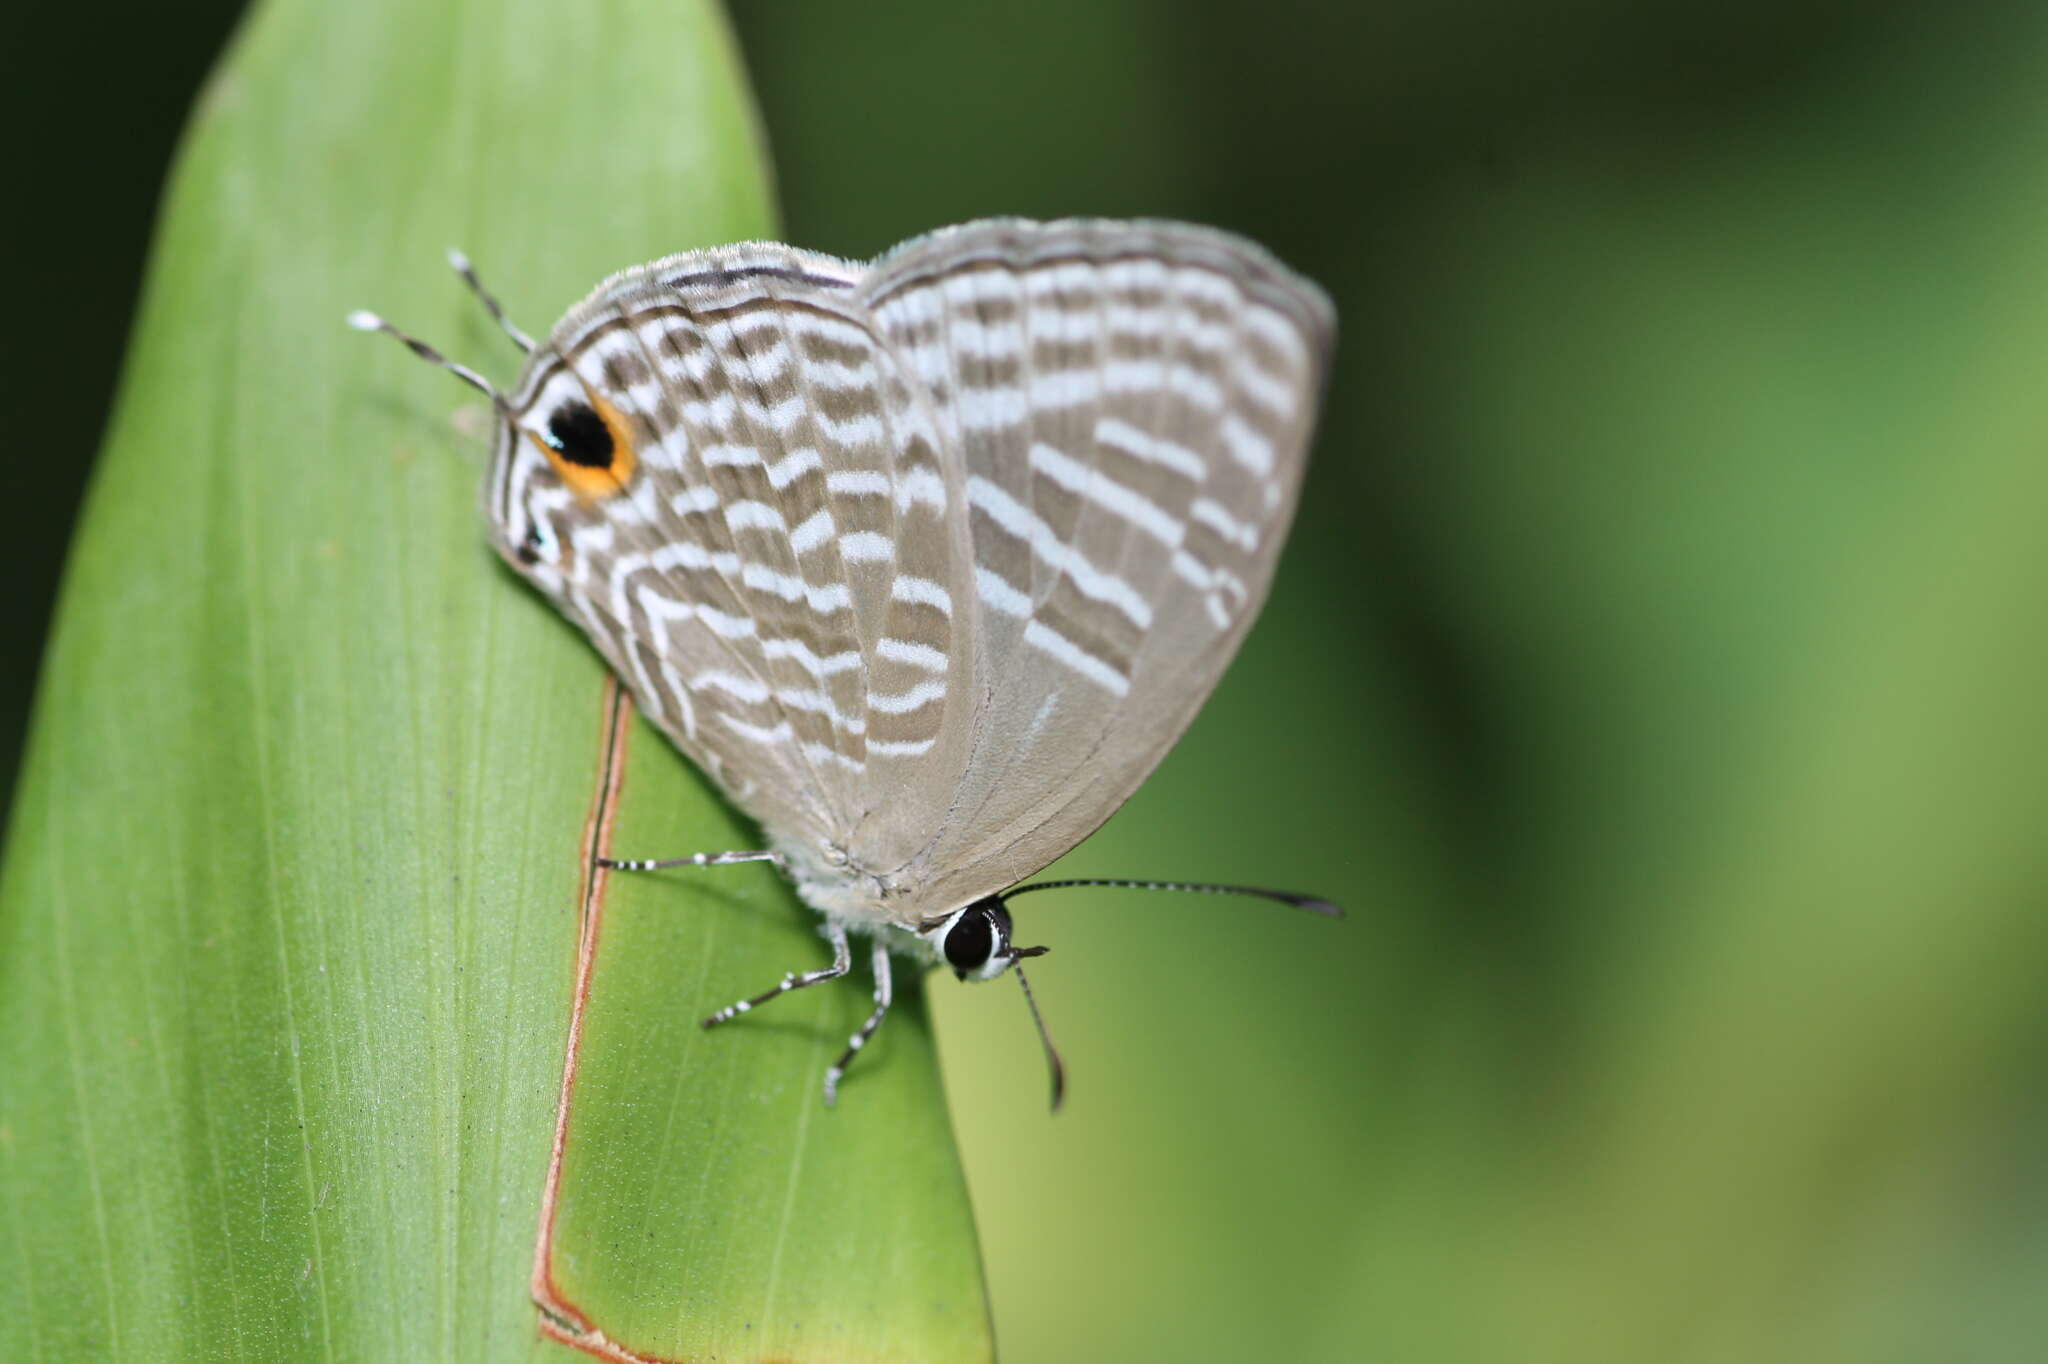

[823,940,894,1107]
[703,921,851,1028]
[600,850,786,872]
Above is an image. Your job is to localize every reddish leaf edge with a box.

[530,677,657,1360]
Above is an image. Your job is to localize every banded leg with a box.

[823,941,894,1106]
[600,849,785,873]
[703,922,851,1028]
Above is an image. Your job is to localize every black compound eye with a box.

[546,401,614,468]
[943,907,997,974]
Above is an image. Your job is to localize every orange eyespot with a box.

[527,391,637,500]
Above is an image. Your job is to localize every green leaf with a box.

[0,0,991,1359]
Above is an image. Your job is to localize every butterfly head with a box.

[922,894,1065,1108]
[923,896,1050,983]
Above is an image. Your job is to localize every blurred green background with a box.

[13,1,2048,1360]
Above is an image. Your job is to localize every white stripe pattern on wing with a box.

[1189,497,1259,551]
[1244,303,1312,364]
[965,476,1154,628]
[761,638,863,677]
[838,531,893,562]
[975,566,1032,618]
[627,541,854,616]
[890,576,952,612]
[765,447,824,489]
[724,500,788,533]
[1028,442,1184,547]
[826,469,890,497]
[1023,619,1130,696]
[868,737,937,757]
[1218,412,1274,476]
[870,681,947,715]
[876,637,948,672]
[1094,417,1206,482]
[892,466,947,511]
[788,508,837,553]
[670,485,722,516]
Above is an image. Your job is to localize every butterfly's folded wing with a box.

[490,221,1331,926]
[859,220,1334,916]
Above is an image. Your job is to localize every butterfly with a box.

[352,218,1339,1106]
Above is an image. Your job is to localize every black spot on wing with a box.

[547,402,615,468]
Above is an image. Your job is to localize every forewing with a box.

[861,220,1333,915]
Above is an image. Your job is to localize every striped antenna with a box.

[1003,878,1344,918]
[346,310,508,416]
[1012,961,1066,1112]
[447,248,537,354]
